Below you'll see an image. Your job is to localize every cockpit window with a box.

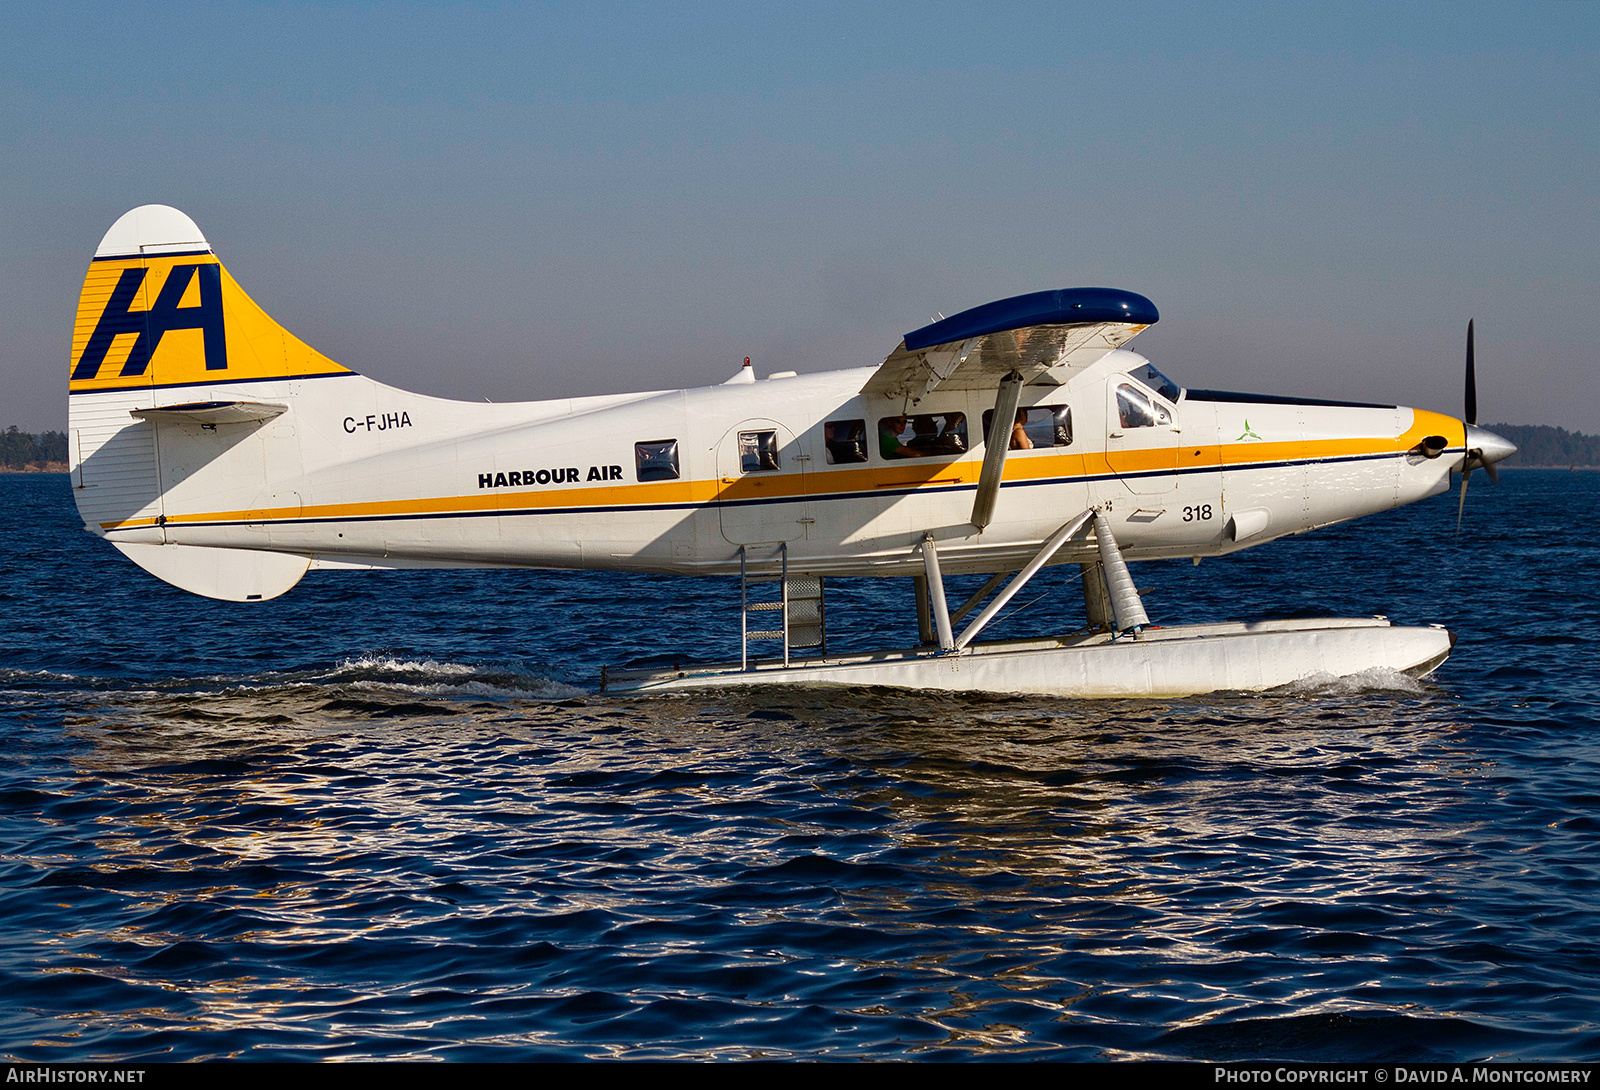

[1127,362,1180,403]
[1117,384,1172,429]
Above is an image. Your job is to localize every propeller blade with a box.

[1454,324,1509,533]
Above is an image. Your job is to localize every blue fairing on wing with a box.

[903,288,1159,352]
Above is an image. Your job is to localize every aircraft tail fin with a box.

[70,205,352,397]
[67,205,355,601]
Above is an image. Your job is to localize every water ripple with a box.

[0,471,1597,1058]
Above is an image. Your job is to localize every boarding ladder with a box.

[739,543,825,669]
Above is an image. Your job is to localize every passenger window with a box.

[738,430,781,472]
[823,419,868,464]
[1116,384,1171,429]
[877,413,967,460]
[982,405,1072,450]
[635,439,680,481]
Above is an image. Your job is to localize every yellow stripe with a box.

[100,415,1458,532]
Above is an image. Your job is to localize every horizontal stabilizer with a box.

[863,287,1158,402]
[131,400,287,425]
[113,542,310,602]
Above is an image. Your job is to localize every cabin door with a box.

[716,419,811,545]
[1103,381,1179,497]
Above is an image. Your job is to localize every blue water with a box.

[0,470,1596,1061]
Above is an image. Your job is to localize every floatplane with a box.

[67,205,1515,697]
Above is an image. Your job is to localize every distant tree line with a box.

[0,427,67,469]
[1485,424,1600,468]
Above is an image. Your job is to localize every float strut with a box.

[1081,561,1114,631]
[955,510,1094,650]
[951,569,1010,626]
[1092,513,1149,636]
[913,574,934,645]
[919,534,956,652]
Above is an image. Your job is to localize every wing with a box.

[861,287,1158,403]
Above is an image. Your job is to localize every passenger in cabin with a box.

[879,416,924,458]
[824,420,868,464]
[1010,408,1034,450]
[907,416,943,454]
[931,413,967,455]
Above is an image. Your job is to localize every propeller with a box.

[1454,319,1517,533]
[1456,319,1477,533]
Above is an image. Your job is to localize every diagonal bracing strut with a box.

[953,509,1095,649]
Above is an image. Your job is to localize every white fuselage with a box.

[70,349,1463,581]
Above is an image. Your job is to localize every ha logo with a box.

[72,264,227,380]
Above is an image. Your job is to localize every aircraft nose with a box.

[1465,424,1517,468]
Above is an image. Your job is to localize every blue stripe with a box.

[120,447,1440,534]
[717,448,1425,508]
[1184,389,1395,410]
[71,370,360,395]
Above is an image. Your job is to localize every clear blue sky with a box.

[4,1,1596,431]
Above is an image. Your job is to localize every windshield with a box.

[1127,362,1180,403]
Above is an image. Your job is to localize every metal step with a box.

[739,544,826,668]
